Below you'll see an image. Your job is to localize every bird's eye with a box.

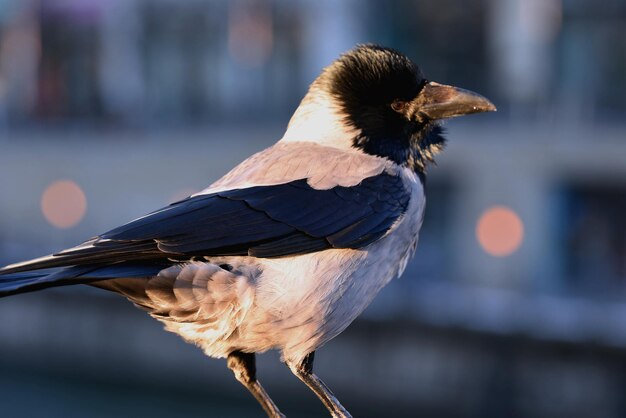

[391,100,407,113]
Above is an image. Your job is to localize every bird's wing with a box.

[0,172,410,275]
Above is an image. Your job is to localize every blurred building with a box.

[0,1,625,417]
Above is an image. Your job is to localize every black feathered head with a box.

[314,44,495,174]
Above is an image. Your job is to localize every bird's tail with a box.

[0,262,171,297]
[0,271,54,296]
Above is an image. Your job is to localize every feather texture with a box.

[0,262,170,296]
[0,173,410,279]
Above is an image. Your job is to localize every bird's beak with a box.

[414,81,496,120]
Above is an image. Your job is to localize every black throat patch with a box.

[352,123,447,181]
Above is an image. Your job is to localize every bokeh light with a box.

[476,206,524,257]
[41,180,87,229]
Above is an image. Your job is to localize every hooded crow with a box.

[0,44,495,417]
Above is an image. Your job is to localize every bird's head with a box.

[282,44,496,174]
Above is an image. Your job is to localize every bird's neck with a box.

[280,91,361,153]
[280,90,446,180]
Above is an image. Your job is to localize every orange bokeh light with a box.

[41,180,87,229]
[476,206,524,257]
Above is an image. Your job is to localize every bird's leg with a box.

[287,351,352,418]
[227,351,286,418]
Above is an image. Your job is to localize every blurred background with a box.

[0,0,625,417]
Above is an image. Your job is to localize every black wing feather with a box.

[0,173,410,274]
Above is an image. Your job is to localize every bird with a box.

[0,44,495,418]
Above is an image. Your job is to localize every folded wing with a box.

[0,173,410,276]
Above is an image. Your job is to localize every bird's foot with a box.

[227,351,286,418]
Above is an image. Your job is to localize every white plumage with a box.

[146,165,424,364]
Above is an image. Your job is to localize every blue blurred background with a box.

[0,0,625,417]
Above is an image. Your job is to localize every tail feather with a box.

[0,261,172,297]
[0,271,51,295]
[0,240,164,275]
